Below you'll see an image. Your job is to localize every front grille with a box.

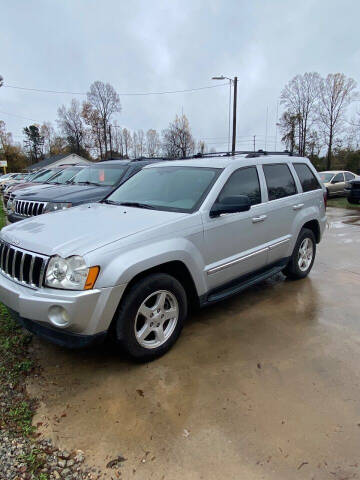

[14,200,47,217]
[0,241,48,288]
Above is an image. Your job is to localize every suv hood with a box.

[16,184,112,203]
[1,203,187,257]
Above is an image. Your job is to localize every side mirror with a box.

[210,195,251,218]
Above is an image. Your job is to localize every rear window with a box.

[263,164,297,201]
[293,163,321,192]
[345,172,355,181]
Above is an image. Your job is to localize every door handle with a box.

[293,203,304,211]
[252,215,267,223]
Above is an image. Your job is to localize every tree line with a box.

[279,72,360,172]
[2,74,360,173]
[0,80,208,171]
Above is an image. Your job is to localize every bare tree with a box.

[111,122,124,157]
[137,130,146,157]
[0,75,3,88]
[82,101,104,159]
[57,99,86,154]
[132,131,138,158]
[122,128,132,158]
[197,140,208,154]
[40,121,56,156]
[280,72,320,156]
[162,114,195,158]
[86,81,121,159]
[277,111,300,153]
[318,73,358,169]
[306,130,322,158]
[146,129,161,157]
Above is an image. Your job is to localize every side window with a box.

[218,167,261,206]
[293,163,322,192]
[332,173,344,183]
[345,172,355,181]
[263,164,297,201]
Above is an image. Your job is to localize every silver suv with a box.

[0,153,326,361]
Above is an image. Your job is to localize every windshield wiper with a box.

[118,201,156,210]
[75,181,102,186]
[103,199,120,205]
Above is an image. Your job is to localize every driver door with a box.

[202,166,269,291]
[330,172,345,195]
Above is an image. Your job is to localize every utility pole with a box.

[108,125,113,159]
[231,77,238,155]
[253,135,256,152]
[212,75,238,155]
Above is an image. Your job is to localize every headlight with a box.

[7,199,15,214]
[45,255,99,290]
[44,202,72,213]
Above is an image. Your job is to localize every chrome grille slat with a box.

[19,253,25,282]
[14,200,48,218]
[1,244,6,270]
[0,240,48,289]
[5,247,10,274]
[12,250,17,277]
[29,256,35,285]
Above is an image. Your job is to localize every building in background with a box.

[27,153,92,172]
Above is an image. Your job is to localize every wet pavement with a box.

[27,207,360,479]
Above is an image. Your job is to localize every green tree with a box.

[23,125,44,164]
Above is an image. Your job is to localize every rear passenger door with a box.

[260,163,300,265]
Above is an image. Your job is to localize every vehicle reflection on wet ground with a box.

[27,207,360,480]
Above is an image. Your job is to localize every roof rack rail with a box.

[184,150,303,159]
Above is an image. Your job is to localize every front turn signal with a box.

[84,266,100,290]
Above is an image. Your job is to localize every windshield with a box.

[70,165,127,186]
[319,173,334,183]
[14,173,26,180]
[106,166,221,213]
[32,169,62,183]
[46,167,84,184]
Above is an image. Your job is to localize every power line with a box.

[0,110,40,122]
[3,82,229,96]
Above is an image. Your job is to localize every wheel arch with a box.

[107,260,200,335]
[301,219,321,243]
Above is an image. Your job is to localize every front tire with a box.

[115,273,188,361]
[283,228,316,280]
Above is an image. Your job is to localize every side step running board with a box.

[206,263,286,305]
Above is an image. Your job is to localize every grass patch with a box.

[327,197,360,210]
[0,200,37,437]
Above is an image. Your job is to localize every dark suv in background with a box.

[7,159,164,222]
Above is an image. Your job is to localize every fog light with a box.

[48,305,70,327]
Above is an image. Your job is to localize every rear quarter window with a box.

[263,164,297,201]
[293,163,322,192]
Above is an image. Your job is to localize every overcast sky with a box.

[1,0,360,152]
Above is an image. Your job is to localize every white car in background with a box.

[319,170,358,197]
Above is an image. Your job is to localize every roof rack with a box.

[189,149,303,159]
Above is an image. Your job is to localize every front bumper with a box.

[0,271,126,341]
[348,189,360,200]
[9,310,106,348]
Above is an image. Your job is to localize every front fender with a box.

[87,237,207,297]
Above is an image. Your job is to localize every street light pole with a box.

[231,77,237,155]
[212,75,238,155]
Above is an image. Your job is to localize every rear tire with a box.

[115,273,187,361]
[348,198,360,205]
[283,228,316,280]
